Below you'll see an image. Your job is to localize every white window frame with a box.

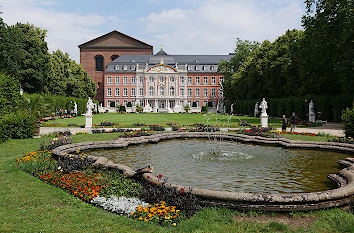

[195,77,200,85]
[159,87,164,96]
[187,88,192,97]
[115,76,120,84]
[203,101,208,106]
[149,86,154,96]
[211,76,216,84]
[139,76,144,83]
[195,88,200,97]
[211,88,216,97]
[139,88,144,96]
[187,77,192,84]
[115,88,120,96]
[169,86,175,96]
[131,88,136,97]
[123,76,128,84]
[123,88,128,97]
[179,87,184,96]
[107,76,112,84]
[131,76,136,84]
[203,77,208,84]
[196,101,200,107]
[107,88,112,97]
[123,100,128,106]
[203,88,208,97]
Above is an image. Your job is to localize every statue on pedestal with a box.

[86,97,94,115]
[230,103,234,115]
[308,100,316,123]
[254,102,259,117]
[259,98,268,116]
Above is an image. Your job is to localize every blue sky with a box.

[1,0,306,62]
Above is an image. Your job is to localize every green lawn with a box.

[43,113,282,128]
[1,134,353,232]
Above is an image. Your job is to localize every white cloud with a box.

[0,0,118,62]
[142,0,304,55]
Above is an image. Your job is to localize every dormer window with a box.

[115,65,119,70]
[123,65,128,70]
[131,65,136,70]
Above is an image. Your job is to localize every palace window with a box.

[195,77,200,84]
[139,100,144,106]
[187,88,192,97]
[159,87,164,96]
[131,88,136,96]
[115,88,120,96]
[107,76,112,84]
[115,100,120,106]
[187,77,192,84]
[123,100,128,106]
[149,86,154,96]
[131,76,136,84]
[95,55,104,71]
[212,101,216,107]
[211,88,216,97]
[203,88,208,97]
[123,76,128,84]
[107,100,111,107]
[123,88,128,96]
[211,76,216,84]
[203,101,208,106]
[149,77,154,83]
[107,88,112,97]
[139,77,144,83]
[180,87,184,96]
[115,76,120,84]
[195,88,200,97]
[160,77,164,82]
[180,77,184,83]
[219,77,224,83]
[132,100,136,106]
[203,77,208,84]
[196,101,200,107]
[170,77,175,82]
[169,86,175,96]
[139,88,144,96]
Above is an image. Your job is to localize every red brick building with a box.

[79,30,233,112]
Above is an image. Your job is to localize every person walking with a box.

[281,115,287,132]
[289,112,299,132]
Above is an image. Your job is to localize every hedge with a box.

[0,110,36,142]
[23,93,97,118]
[227,95,353,122]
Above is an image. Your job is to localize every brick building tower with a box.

[79,30,153,103]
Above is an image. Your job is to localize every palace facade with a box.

[79,30,233,112]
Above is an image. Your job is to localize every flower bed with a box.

[131,201,183,226]
[270,131,319,136]
[121,130,151,138]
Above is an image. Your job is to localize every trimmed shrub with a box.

[201,105,208,112]
[341,104,354,138]
[119,105,126,113]
[0,110,36,142]
[127,102,132,107]
[0,73,20,114]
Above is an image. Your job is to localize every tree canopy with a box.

[0,16,96,98]
[221,0,353,101]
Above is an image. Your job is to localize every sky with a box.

[0,0,306,62]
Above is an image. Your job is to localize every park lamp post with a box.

[19,86,23,106]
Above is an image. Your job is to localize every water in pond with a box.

[87,139,349,193]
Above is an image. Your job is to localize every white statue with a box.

[86,97,94,115]
[259,98,268,115]
[73,102,78,115]
[259,98,268,127]
[309,100,314,115]
[230,103,234,114]
[254,102,259,117]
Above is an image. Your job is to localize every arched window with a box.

[111,54,119,61]
[95,55,104,71]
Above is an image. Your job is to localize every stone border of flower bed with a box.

[53,132,354,211]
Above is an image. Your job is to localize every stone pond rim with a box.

[53,132,354,211]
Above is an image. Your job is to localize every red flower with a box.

[180,187,184,194]
[158,174,163,179]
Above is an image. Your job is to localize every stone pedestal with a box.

[85,114,92,128]
[309,113,316,123]
[260,114,268,128]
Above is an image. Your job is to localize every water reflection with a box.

[86,139,348,194]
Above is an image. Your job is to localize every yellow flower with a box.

[173,223,176,226]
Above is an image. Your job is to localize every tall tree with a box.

[48,50,96,98]
[219,39,260,100]
[0,22,50,93]
[301,0,354,95]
